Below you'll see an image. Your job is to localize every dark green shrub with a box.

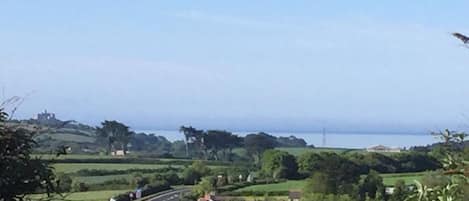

[72,182,88,192]
[74,167,181,176]
[56,173,73,192]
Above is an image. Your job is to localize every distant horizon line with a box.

[11,113,442,136]
[134,128,432,136]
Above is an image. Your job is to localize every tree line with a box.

[179,126,306,161]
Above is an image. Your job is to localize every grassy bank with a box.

[28,189,130,201]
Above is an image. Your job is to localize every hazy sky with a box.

[2,1,469,132]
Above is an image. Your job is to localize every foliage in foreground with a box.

[405,130,468,201]
[0,109,61,201]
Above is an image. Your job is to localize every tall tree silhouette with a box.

[96,120,133,155]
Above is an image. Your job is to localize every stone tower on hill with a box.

[35,110,60,126]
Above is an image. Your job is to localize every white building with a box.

[366,145,401,153]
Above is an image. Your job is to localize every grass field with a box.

[235,172,426,192]
[35,154,207,162]
[33,154,119,160]
[235,180,306,192]
[380,172,426,186]
[28,189,130,201]
[52,163,179,173]
[34,133,95,143]
[74,173,157,184]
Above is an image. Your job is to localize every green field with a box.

[34,133,95,143]
[235,180,306,192]
[28,189,130,201]
[235,172,426,192]
[34,154,119,160]
[53,163,178,173]
[380,172,426,186]
[74,173,157,184]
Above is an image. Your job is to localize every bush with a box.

[131,173,150,188]
[182,161,211,185]
[113,192,131,201]
[56,173,73,192]
[72,182,89,192]
[87,178,131,191]
[141,180,170,196]
[74,167,181,176]
[217,179,285,193]
[261,150,298,179]
[113,181,171,201]
[153,171,182,185]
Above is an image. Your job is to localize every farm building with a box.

[111,150,126,156]
[366,145,401,153]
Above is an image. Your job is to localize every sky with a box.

[2,1,469,133]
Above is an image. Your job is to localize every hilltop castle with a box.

[35,110,61,126]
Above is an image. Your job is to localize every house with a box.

[366,145,401,153]
[198,193,215,201]
[111,150,126,156]
[288,191,302,201]
[386,187,395,195]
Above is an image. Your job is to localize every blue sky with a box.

[2,1,469,132]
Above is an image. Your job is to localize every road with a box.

[147,189,191,201]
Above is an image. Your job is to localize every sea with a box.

[135,130,439,149]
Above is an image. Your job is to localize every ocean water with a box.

[135,130,439,149]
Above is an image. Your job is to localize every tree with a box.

[130,133,172,154]
[131,173,150,188]
[171,140,188,158]
[261,150,298,179]
[395,152,441,173]
[203,130,243,161]
[301,152,362,195]
[56,173,73,193]
[0,109,59,200]
[96,120,133,155]
[348,152,398,173]
[179,126,205,158]
[359,170,385,201]
[244,132,277,164]
[406,130,468,201]
[193,177,215,197]
[276,136,307,147]
[182,161,211,185]
[297,152,324,176]
[304,172,336,194]
[390,180,408,201]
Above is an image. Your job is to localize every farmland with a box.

[28,190,130,201]
[235,180,306,192]
[73,173,156,184]
[234,172,427,193]
[380,172,426,186]
[52,163,179,173]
